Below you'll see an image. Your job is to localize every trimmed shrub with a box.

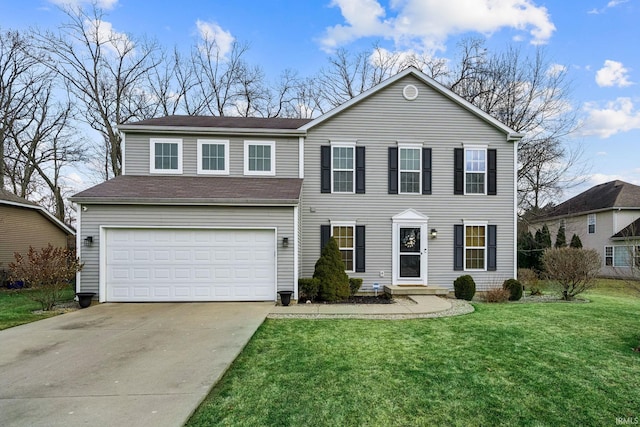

[453,275,476,301]
[298,277,320,302]
[555,225,567,248]
[502,278,523,301]
[485,287,510,303]
[570,234,583,249]
[313,237,350,301]
[348,277,363,296]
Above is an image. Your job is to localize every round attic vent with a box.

[403,84,419,100]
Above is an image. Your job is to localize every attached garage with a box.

[104,228,276,302]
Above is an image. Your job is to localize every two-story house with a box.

[71,67,522,302]
[529,180,640,277]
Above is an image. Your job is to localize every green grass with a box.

[0,285,76,330]
[187,281,640,426]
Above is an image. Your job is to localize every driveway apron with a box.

[0,302,273,427]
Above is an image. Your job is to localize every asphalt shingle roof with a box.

[0,189,39,206]
[71,175,303,204]
[122,115,312,130]
[539,180,640,220]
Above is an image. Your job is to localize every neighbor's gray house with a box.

[529,180,640,277]
[0,189,75,274]
[71,67,523,303]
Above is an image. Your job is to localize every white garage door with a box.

[105,228,276,302]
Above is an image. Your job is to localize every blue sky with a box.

[1,0,639,200]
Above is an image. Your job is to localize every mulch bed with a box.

[299,295,393,304]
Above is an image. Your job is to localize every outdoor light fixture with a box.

[84,236,93,247]
[430,229,438,239]
[282,237,289,247]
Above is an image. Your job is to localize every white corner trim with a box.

[293,206,299,300]
[121,132,126,175]
[298,137,304,179]
[75,204,82,294]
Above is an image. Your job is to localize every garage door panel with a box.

[105,229,276,302]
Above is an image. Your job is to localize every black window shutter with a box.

[388,147,398,194]
[320,225,331,251]
[454,224,464,271]
[356,146,366,194]
[355,225,365,272]
[487,225,497,271]
[422,147,432,195]
[321,146,331,193]
[454,148,464,195]
[487,149,497,195]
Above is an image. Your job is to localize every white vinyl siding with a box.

[197,139,229,175]
[150,138,182,174]
[399,145,421,194]
[465,147,486,194]
[332,145,355,193]
[244,141,276,176]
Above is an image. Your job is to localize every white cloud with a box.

[321,0,555,52]
[195,20,235,59]
[547,63,566,78]
[581,97,640,138]
[596,151,607,156]
[588,0,628,14]
[84,19,133,55]
[596,60,633,87]
[48,0,118,10]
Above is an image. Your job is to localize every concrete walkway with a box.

[0,302,273,427]
[269,295,474,319]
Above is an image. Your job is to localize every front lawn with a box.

[188,282,640,426]
[0,285,76,330]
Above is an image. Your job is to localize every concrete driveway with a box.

[0,302,273,427]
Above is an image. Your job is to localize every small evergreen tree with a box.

[570,234,583,248]
[517,230,536,269]
[313,237,350,301]
[539,224,552,249]
[555,225,567,248]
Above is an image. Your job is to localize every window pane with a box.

[400,227,420,253]
[333,146,353,170]
[400,148,420,171]
[155,142,179,170]
[614,246,632,267]
[466,149,485,172]
[465,226,485,247]
[248,144,272,171]
[466,249,485,269]
[400,171,420,193]
[400,255,420,277]
[333,171,353,192]
[466,172,485,194]
[341,250,354,271]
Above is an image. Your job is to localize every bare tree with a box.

[445,38,582,210]
[35,5,161,179]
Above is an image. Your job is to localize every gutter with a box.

[117,124,307,137]
[69,197,300,206]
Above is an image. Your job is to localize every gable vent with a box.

[403,84,419,101]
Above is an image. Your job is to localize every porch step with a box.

[384,285,449,296]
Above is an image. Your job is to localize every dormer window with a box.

[244,141,275,176]
[150,138,182,174]
[198,139,229,175]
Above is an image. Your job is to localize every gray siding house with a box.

[529,180,640,277]
[72,67,522,302]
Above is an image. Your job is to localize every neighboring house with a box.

[71,67,523,303]
[529,180,640,277]
[0,189,75,274]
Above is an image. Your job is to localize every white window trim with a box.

[331,141,356,194]
[463,144,488,196]
[150,138,183,174]
[331,221,356,273]
[463,221,488,271]
[244,140,276,176]
[197,139,229,175]
[604,246,614,267]
[398,143,422,195]
[588,214,596,234]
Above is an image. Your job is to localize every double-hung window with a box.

[465,224,486,270]
[332,223,355,272]
[244,141,275,176]
[332,144,354,193]
[197,139,229,174]
[399,145,421,194]
[588,214,596,234]
[150,138,182,174]
[465,147,486,194]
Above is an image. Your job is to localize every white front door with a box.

[392,209,429,285]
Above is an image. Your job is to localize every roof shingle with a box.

[121,115,312,130]
[71,176,303,204]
